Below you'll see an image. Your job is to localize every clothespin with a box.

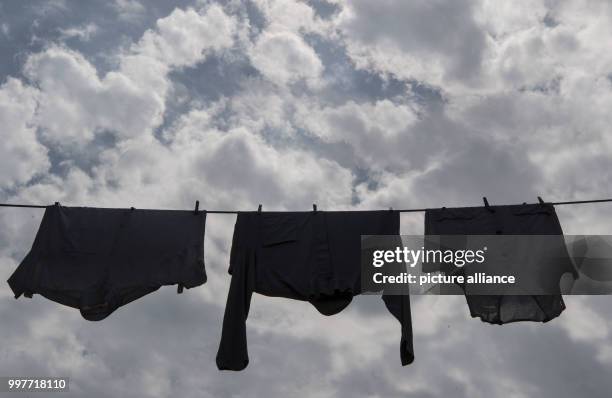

[257,204,262,214]
[194,200,200,215]
[313,204,317,212]
[389,206,393,211]
[130,207,135,211]
[536,196,552,215]
[177,284,184,294]
[483,197,495,212]
[54,202,60,207]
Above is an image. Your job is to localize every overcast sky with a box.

[1,0,612,397]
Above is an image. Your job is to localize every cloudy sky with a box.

[1,0,612,396]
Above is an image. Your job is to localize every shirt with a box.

[424,203,577,324]
[216,210,414,370]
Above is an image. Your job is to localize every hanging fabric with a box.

[7,204,207,321]
[216,210,414,371]
[424,203,578,324]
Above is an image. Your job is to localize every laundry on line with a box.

[2,195,612,213]
[1,197,608,370]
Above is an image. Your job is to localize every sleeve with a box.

[215,248,256,371]
[7,251,37,298]
[382,290,414,366]
[379,210,414,365]
[7,207,53,299]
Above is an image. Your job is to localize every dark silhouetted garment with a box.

[7,205,207,321]
[216,211,413,371]
[424,203,576,324]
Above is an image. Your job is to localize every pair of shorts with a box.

[7,205,207,320]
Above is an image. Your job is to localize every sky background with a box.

[1,0,612,397]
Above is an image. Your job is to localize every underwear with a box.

[216,210,414,371]
[7,205,207,321]
[424,203,577,324]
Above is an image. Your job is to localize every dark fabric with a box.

[424,203,576,324]
[216,210,414,371]
[7,205,207,321]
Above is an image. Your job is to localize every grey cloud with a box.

[413,138,542,206]
[342,0,487,82]
[305,33,411,104]
[1,0,612,397]
[0,0,192,80]
[308,0,341,20]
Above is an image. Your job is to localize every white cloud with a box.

[226,83,295,134]
[134,6,236,68]
[58,23,99,41]
[558,297,609,342]
[295,98,422,171]
[0,78,49,188]
[244,0,338,89]
[250,29,324,88]
[2,1,612,397]
[167,105,354,209]
[23,45,164,143]
[336,0,487,89]
[252,0,333,35]
[112,0,146,21]
[21,5,237,145]
[335,0,612,99]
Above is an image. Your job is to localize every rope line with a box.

[2,197,612,213]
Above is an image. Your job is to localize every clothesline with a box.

[1,197,612,213]
[3,194,609,370]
